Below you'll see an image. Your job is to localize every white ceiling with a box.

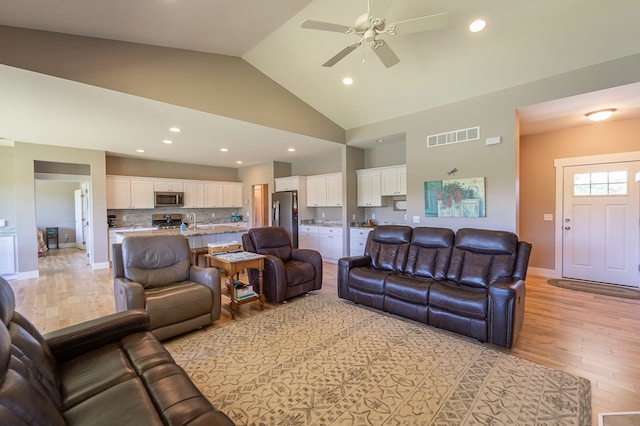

[1,0,640,167]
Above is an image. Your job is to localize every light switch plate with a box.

[544,214,553,221]
[413,216,420,224]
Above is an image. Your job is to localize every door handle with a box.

[564,226,571,230]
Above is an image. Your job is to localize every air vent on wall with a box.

[427,126,480,148]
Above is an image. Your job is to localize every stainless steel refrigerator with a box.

[272,190,299,248]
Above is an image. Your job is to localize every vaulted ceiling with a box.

[2,0,640,167]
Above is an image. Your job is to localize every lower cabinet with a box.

[299,225,319,251]
[349,227,373,256]
[318,226,343,263]
[0,236,16,277]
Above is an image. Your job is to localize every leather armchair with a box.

[112,234,222,340]
[242,227,322,303]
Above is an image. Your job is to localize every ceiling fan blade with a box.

[301,20,352,34]
[372,40,399,68]
[368,0,393,19]
[391,12,448,36]
[322,43,361,67]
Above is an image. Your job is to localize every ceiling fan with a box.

[301,0,448,68]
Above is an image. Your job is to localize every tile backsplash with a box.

[107,207,242,228]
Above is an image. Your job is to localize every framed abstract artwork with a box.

[424,177,486,217]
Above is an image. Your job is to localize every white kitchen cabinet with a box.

[0,235,16,276]
[307,173,342,207]
[356,169,382,207]
[299,225,319,250]
[380,165,406,196]
[350,227,373,256]
[325,173,342,206]
[153,179,184,193]
[306,175,326,207]
[107,176,154,209]
[318,226,343,263]
[275,176,306,192]
[204,182,224,207]
[223,183,243,208]
[183,182,205,208]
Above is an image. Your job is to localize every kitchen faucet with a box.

[189,212,197,229]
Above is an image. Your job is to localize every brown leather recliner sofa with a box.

[113,234,222,341]
[242,227,323,303]
[338,225,532,348]
[0,276,234,425]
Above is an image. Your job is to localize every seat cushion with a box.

[284,260,316,287]
[385,274,433,305]
[145,283,212,330]
[348,267,392,295]
[429,282,488,320]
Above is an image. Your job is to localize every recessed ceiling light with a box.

[585,108,617,122]
[136,149,144,153]
[236,161,243,164]
[169,127,181,133]
[469,19,486,33]
[288,148,295,152]
[376,139,384,143]
[220,148,229,152]
[163,139,172,144]
[343,77,353,86]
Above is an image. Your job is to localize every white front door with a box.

[562,162,639,287]
[74,189,85,250]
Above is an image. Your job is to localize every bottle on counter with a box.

[180,223,187,233]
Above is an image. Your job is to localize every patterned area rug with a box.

[165,295,591,425]
[548,279,640,299]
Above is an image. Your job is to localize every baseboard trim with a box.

[92,262,110,270]
[17,270,39,280]
[528,267,557,278]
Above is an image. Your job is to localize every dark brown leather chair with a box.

[112,234,222,340]
[0,276,233,425]
[242,227,322,303]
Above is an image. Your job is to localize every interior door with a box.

[562,162,639,287]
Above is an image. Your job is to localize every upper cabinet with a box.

[107,176,154,209]
[153,179,184,193]
[306,172,342,207]
[380,165,406,196]
[107,176,242,210]
[275,176,306,192]
[356,169,382,207]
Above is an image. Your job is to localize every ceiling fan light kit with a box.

[301,0,448,68]
[585,108,617,122]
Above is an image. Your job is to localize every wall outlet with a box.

[543,213,553,221]
[122,215,127,221]
[321,212,325,218]
[413,216,420,224]
[372,213,376,219]
[64,233,69,239]
[352,214,356,221]
[211,212,216,218]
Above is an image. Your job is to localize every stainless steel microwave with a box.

[155,192,184,207]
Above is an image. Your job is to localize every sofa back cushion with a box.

[404,227,454,280]
[365,225,412,272]
[122,235,191,288]
[0,277,65,425]
[446,228,518,288]
[247,227,292,262]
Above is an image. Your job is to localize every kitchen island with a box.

[113,225,249,263]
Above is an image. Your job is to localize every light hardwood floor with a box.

[8,248,640,425]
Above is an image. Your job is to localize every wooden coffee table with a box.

[205,252,266,319]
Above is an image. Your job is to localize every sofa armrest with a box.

[488,278,526,349]
[337,255,371,299]
[113,277,146,311]
[291,249,323,290]
[44,309,150,364]
[189,265,221,292]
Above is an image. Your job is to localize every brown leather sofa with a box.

[0,276,234,425]
[113,234,222,341]
[338,226,532,348]
[242,227,323,303]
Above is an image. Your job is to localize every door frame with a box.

[553,151,640,279]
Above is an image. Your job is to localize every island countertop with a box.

[115,225,248,238]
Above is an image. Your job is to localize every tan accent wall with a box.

[105,156,238,181]
[520,118,640,270]
[0,25,345,144]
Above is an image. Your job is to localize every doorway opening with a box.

[252,184,269,228]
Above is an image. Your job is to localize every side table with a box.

[205,252,266,319]
[46,227,59,249]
